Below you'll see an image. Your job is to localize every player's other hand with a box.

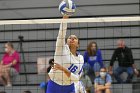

[52,62,64,71]
[52,62,71,77]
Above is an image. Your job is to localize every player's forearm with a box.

[55,21,68,54]
[57,16,68,39]
[58,23,67,38]
[63,67,71,77]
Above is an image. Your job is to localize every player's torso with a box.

[49,45,84,85]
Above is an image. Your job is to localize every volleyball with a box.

[59,0,76,16]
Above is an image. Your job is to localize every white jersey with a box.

[75,81,87,93]
[49,22,84,85]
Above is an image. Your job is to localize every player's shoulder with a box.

[78,54,84,60]
[77,54,84,64]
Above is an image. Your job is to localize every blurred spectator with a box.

[23,91,32,93]
[94,68,112,93]
[0,42,20,87]
[83,41,104,83]
[136,69,140,77]
[0,91,6,93]
[109,39,138,83]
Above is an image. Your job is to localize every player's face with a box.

[67,35,79,48]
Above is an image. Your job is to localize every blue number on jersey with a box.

[68,64,78,73]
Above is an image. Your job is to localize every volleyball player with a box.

[47,15,84,93]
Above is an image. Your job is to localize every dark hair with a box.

[23,91,32,93]
[0,91,6,93]
[47,58,54,73]
[5,42,14,49]
[49,58,54,65]
[87,41,98,56]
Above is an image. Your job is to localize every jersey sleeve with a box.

[55,22,67,56]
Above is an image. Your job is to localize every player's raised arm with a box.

[55,16,69,55]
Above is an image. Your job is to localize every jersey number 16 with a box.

[68,64,83,75]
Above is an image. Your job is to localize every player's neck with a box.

[70,47,77,56]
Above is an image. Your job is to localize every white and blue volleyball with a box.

[59,0,76,16]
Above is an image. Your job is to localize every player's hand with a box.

[52,63,64,71]
[52,62,71,77]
